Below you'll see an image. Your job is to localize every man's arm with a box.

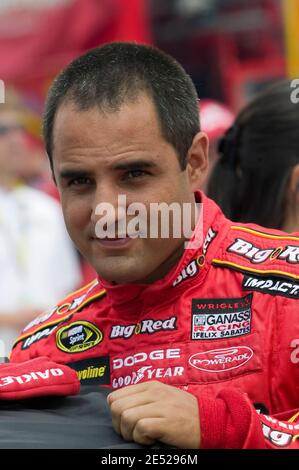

[107,381,299,449]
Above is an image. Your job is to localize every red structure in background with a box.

[153,0,286,110]
[214,0,286,110]
[0,0,152,106]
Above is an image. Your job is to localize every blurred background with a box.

[0,0,297,112]
[0,0,297,192]
[0,0,299,353]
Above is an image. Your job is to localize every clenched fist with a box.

[107,381,200,448]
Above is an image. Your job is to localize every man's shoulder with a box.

[212,222,299,281]
[17,279,107,339]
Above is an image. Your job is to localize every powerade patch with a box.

[56,321,103,353]
[191,294,252,340]
[243,274,299,299]
[68,356,110,385]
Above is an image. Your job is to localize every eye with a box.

[68,177,92,186]
[124,170,149,180]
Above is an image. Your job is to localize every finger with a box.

[119,403,163,443]
[132,417,164,445]
[107,380,160,405]
[110,391,156,435]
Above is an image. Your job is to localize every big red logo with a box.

[189,346,253,372]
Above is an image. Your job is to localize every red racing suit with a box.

[10,192,299,449]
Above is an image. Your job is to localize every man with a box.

[8,43,299,448]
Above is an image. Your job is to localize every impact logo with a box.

[228,238,299,264]
[243,275,299,299]
[56,321,103,353]
[189,346,253,372]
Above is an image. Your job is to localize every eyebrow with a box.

[112,160,158,171]
[59,160,158,180]
[59,169,91,180]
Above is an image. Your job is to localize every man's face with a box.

[52,94,207,283]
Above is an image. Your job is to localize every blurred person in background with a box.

[207,80,299,232]
[0,89,82,356]
[199,99,234,191]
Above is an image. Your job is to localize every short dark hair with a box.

[43,42,200,171]
[207,80,299,229]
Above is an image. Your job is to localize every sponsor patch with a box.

[0,368,64,387]
[56,321,103,353]
[290,339,299,364]
[191,294,252,340]
[111,346,184,389]
[243,274,299,299]
[228,238,299,265]
[68,356,110,385]
[203,227,217,255]
[262,415,299,448]
[112,348,181,370]
[21,324,59,350]
[22,307,57,333]
[109,316,177,339]
[189,346,253,372]
[172,260,200,287]
[22,282,98,333]
[112,366,185,389]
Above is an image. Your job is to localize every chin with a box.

[98,270,146,284]
[93,260,149,284]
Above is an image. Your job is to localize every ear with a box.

[185,131,209,192]
[288,163,299,195]
[282,163,299,232]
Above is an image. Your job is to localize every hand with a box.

[107,381,200,448]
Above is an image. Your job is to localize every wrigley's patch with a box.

[191,294,252,340]
[68,356,110,385]
[243,274,299,299]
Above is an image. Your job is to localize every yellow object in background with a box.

[283,0,299,78]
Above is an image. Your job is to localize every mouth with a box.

[91,236,133,248]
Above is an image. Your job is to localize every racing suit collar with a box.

[97,191,227,312]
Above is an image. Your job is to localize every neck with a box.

[139,241,186,284]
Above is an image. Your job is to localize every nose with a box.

[90,183,127,232]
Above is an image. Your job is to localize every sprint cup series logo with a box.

[56,321,103,353]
